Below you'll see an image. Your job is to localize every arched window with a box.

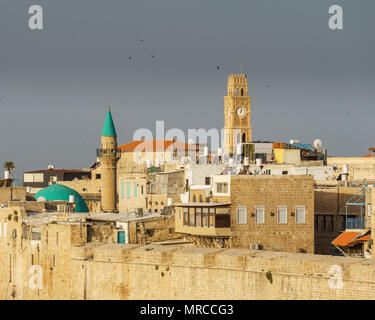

[199,195,203,203]
[241,88,244,96]
[236,88,239,96]
[192,194,197,202]
[242,132,246,143]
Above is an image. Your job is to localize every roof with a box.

[102,110,117,137]
[34,184,89,213]
[175,202,231,207]
[331,231,360,247]
[290,143,314,151]
[24,169,89,174]
[118,140,199,152]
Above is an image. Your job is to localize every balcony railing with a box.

[346,218,364,229]
[96,148,122,158]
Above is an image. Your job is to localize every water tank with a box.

[228,158,234,167]
[343,164,349,174]
[256,158,262,167]
[69,195,75,203]
[48,164,55,170]
[4,170,9,179]
[146,159,151,168]
[217,148,223,157]
[203,146,209,157]
[155,158,160,167]
[290,139,300,145]
[236,144,242,155]
[26,186,31,193]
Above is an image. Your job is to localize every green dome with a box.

[34,184,89,213]
[102,110,117,137]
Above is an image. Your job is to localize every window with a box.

[209,208,215,227]
[127,182,131,199]
[203,208,209,227]
[241,88,244,96]
[205,177,211,185]
[296,206,306,224]
[255,206,265,224]
[134,183,137,197]
[199,195,203,203]
[183,208,189,226]
[141,185,144,195]
[120,182,125,199]
[178,209,181,220]
[95,174,101,179]
[189,208,195,227]
[82,188,87,192]
[237,206,247,224]
[242,133,246,143]
[329,215,334,232]
[278,206,288,224]
[322,215,326,230]
[192,194,197,202]
[216,183,228,194]
[196,208,202,227]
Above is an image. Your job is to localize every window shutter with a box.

[296,206,306,224]
[278,206,288,224]
[237,206,247,224]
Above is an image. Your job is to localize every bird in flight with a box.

[128,56,133,60]
[151,54,155,58]
[216,65,221,71]
[136,38,144,42]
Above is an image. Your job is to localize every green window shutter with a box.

[127,182,131,199]
[134,183,137,197]
[120,182,125,199]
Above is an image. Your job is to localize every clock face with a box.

[236,107,245,117]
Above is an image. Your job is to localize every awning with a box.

[331,231,360,247]
[331,231,371,247]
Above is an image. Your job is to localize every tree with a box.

[3,161,15,172]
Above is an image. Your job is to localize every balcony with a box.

[175,203,231,237]
[96,148,122,158]
[346,218,365,230]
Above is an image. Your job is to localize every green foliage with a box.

[3,161,15,171]
[266,271,273,284]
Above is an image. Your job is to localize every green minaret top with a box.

[101,106,117,137]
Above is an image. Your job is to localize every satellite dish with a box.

[313,139,323,149]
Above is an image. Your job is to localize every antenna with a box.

[313,139,323,149]
[108,104,111,112]
[240,64,243,74]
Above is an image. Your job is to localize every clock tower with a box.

[223,74,252,155]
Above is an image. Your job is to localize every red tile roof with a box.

[118,140,199,152]
[331,232,360,247]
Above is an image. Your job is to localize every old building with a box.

[175,175,315,253]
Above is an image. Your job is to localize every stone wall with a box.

[228,176,315,253]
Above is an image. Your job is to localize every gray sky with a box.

[1,0,374,178]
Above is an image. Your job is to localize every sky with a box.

[0,0,374,178]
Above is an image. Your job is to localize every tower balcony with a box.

[96,148,122,158]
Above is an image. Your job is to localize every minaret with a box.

[97,106,119,212]
[223,74,252,155]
